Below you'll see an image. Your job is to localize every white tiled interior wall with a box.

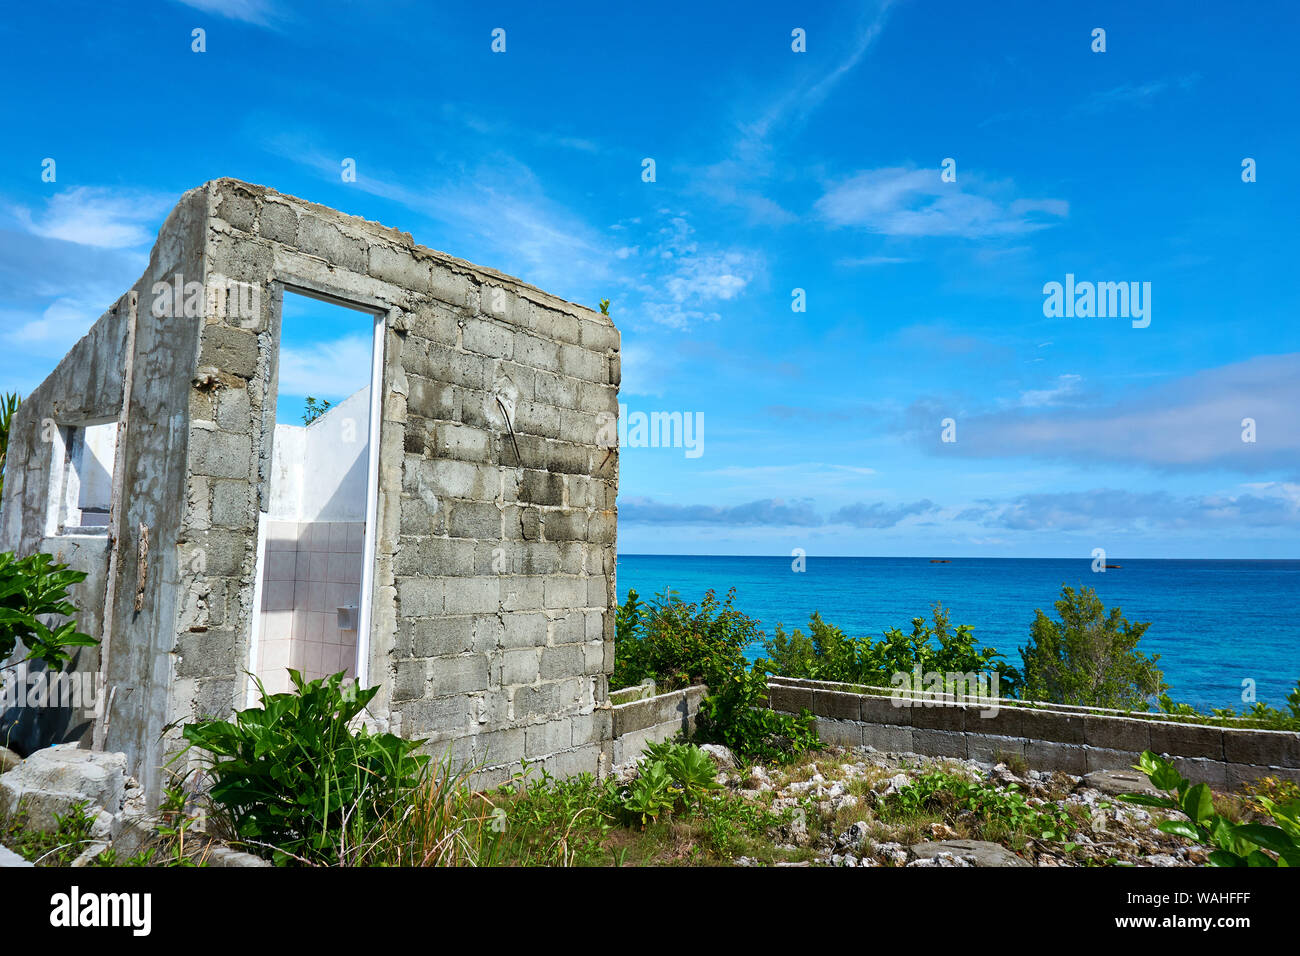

[256,520,364,694]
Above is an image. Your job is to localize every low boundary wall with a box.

[766,676,1300,789]
[609,684,707,766]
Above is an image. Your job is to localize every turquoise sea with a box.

[615,555,1300,712]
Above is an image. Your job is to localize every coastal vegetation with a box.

[1019,585,1165,709]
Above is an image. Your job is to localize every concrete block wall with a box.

[766,676,1300,789]
[609,684,708,766]
[3,178,621,799]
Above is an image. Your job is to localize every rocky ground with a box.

[712,745,1208,867]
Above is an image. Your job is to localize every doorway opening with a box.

[248,288,384,700]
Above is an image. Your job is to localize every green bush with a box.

[695,666,819,765]
[611,588,753,692]
[181,670,428,866]
[1156,682,1300,732]
[0,551,97,671]
[1019,585,1164,709]
[1121,751,1300,866]
[758,604,1020,696]
[611,589,818,764]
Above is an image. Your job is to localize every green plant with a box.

[643,740,723,804]
[696,665,819,764]
[1019,585,1164,709]
[180,670,429,866]
[611,588,754,692]
[1156,681,1300,732]
[302,396,332,425]
[883,769,1074,844]
[623,760,678,827]
[1241,775,1300,817]
[1119,751,1300,866]
[598,298,611,315]
[759,604,1020,695]
[0,391,20,500]
[0,551,97,672]
[1,799,98,866]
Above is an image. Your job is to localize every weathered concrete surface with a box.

[0,745,128,837]
[1,179,622,802]
[767,676,1300,789]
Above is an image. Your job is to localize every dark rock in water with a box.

[929,559,951,564]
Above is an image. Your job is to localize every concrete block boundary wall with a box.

[765,676,1300,789]
[608,685,707,768]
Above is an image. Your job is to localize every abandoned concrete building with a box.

[0,179,624,801]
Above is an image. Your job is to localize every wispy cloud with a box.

[621,495,937,529]
[815,167,1068,239]
[910,354,1300,473]
[620,496,822,527]
[172,0,280,27]
[11,187,171,249]
[1080,74,1200,113]
[960,486,1299,532]
[276,334,374,401]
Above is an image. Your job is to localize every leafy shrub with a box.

[621,741,722,827]
[611,588,754,692]
[1241,774,1300,818]
[611,588,818,764]
[759,604,1020,696]
[883,769,1075,843]
[0,551,97,671]
[0,391,20,500]
[695,666,819,765]
[1156,681,1300,732]
[1120,751,1300,866]
[181,670,428,866]
[1019,585,1164,709]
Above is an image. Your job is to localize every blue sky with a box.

[1,0,1297,558]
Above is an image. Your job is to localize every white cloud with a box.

[1016,373,1084,408]
[12,188,170,249]
[173,0,278,26]
[277,335,373,399]
[815,167,1068,239]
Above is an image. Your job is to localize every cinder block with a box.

[767,683,813,715]
[1084,747,1142,773]
[539,644,585,681]
[861,693,912,727]
[1020,708,1085,745]
[1172,757,1228,789]
[813,690,861,722]
[297,215,367,273]
[409,616,474,657]
[525,718,572,758]
[369,243,432,292]
[967,734,1026,764]
[426,655,489,697]
[1224,763,1279,791]
[1084,714,1153,753]
[910,702,967,733]
[815,718,864,748]
[1025,740,1087,774]
[1148,721,1225,762]
[1222,727,1300,767]
[912,729,967,760]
